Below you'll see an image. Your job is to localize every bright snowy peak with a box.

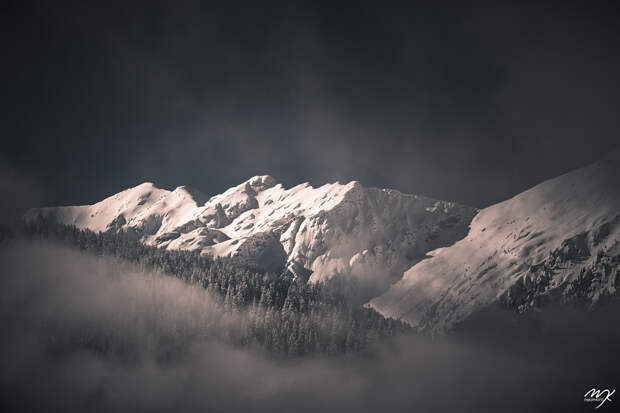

[26,176,476,294]
[370,151,620,333]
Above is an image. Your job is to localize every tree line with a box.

[7,216,410,357]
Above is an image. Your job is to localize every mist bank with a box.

[1,242,619,413]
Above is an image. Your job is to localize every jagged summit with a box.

[172,185,209,206]
[25,176,477,293]
[246,174,279,188]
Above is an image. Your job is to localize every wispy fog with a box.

[1,242,618,412]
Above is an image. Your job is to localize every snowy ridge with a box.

[24,152,620,333]
[369,151,620,333]
[26,176,477,292]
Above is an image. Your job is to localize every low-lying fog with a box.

[1,242,618,412]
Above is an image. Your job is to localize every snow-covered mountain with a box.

[25,176,476,294]
[369,150,620,333]
[25,151,620,333]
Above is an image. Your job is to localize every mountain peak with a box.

[172,185,209,206]
[127,181,159,194]
[136,181,156,188]
[369,154,620,333]
[243,175,279,191]
[25,176,476,294]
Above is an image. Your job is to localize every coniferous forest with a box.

[4,217,409,358]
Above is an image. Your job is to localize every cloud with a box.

[0,241,618,413]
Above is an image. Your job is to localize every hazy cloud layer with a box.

[1,242,618,412]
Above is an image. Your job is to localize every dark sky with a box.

[2,0,619,210]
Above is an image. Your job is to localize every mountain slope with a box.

[25,176,477,294]
[369,151,620,333]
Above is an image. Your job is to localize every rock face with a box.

[25,176,477,292]
[369,151,620,333]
